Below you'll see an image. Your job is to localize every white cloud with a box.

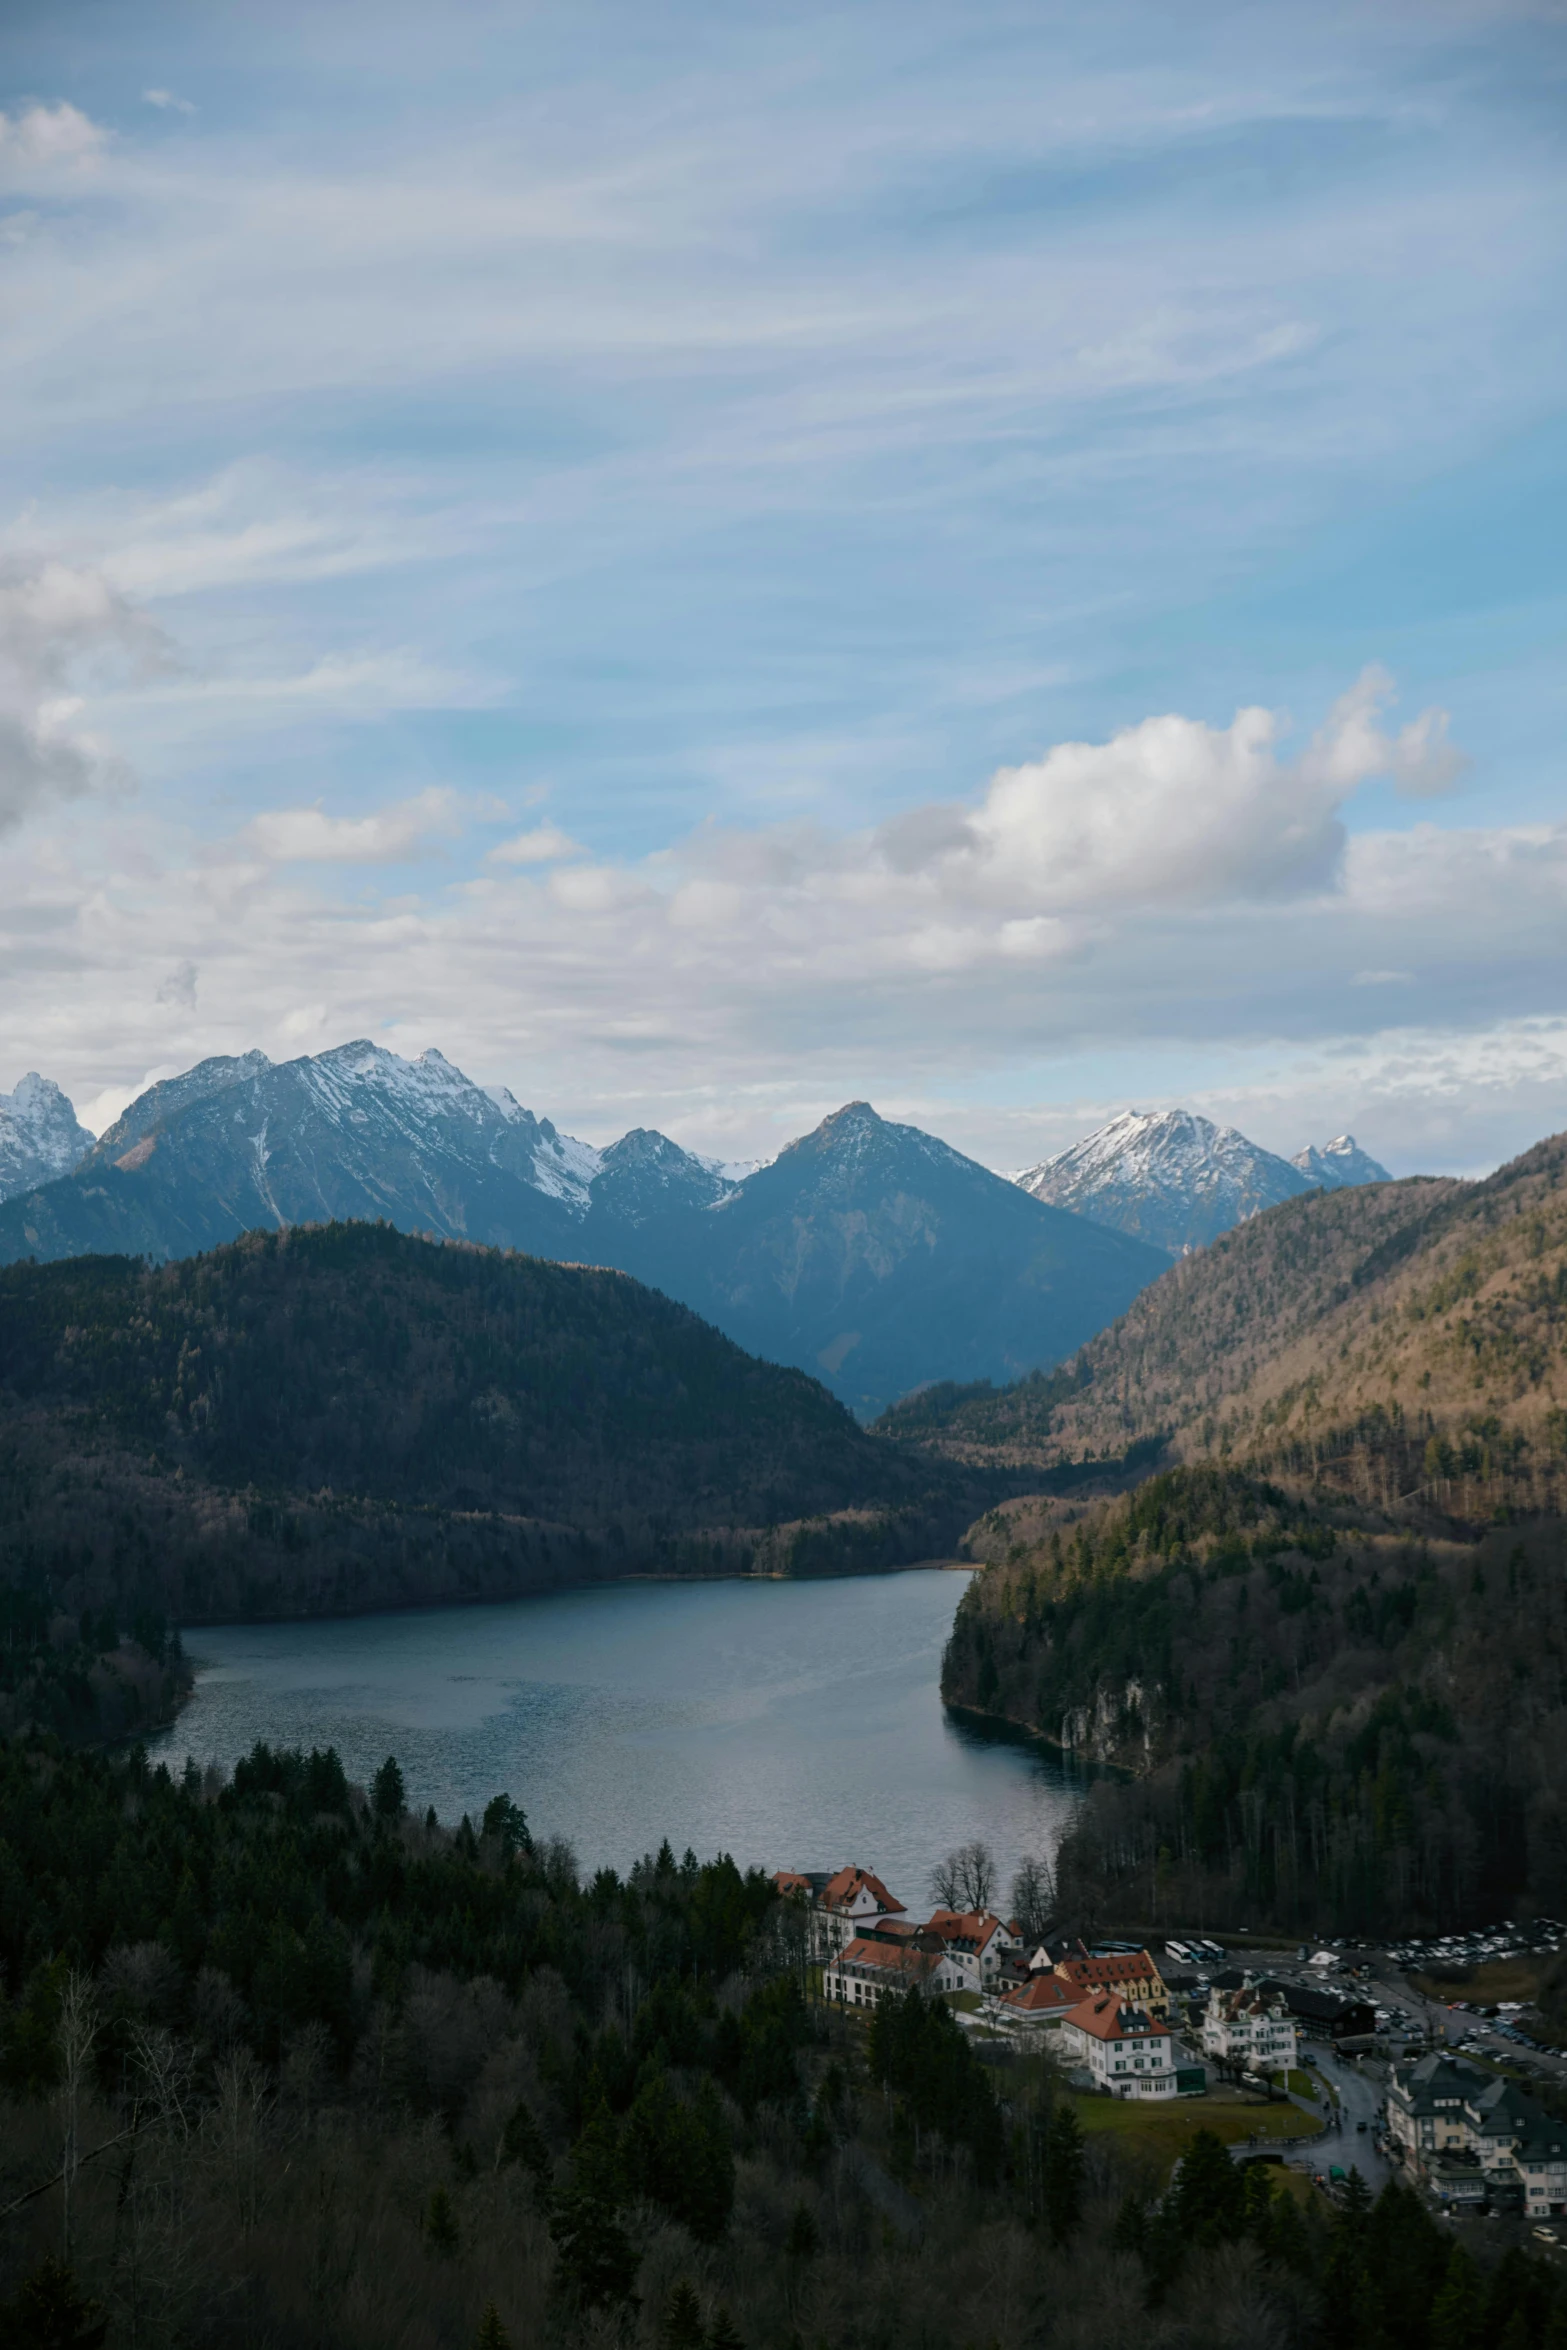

[0,103,104,180]
[143,90,195,115]
[243,786,463,863]
[0,560,162,833]
[489,822,581,865]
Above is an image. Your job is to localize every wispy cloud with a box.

[242,786,463,863]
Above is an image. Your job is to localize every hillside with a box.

[0,1223,989,1626]
[0,1046,1166,1413]
[892,1133,1567,1522]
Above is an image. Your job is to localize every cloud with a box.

[242,786,463,863]
[156,960,198,1009]
[0,561,163,833]
[143,90,195,115]
[489,821,581,865]
[0,103,104,180]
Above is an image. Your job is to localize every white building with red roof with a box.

[823,1932,968,2009]
[922,1908,1024,1992]
[997,1972,1079,2031]
[771,1865,906,1960]
[1060,1996,1176,2097]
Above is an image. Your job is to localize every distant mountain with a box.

[0,1044,1166,1412]
[1291,1133,1390,1189]
[620,1101,1168,1416]
[0,1225,991,1622]
[0,1073,93,1203]
[1015,1107,1388,1257]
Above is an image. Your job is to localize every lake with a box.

[149,1570,1085,1902]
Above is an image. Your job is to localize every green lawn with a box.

[1274,2068,1318,2098]
[1066,2092,1323,2180]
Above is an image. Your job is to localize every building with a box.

[924,1908,1023,1992]
[1261,1980,1377,2044]
[1199,1980,1298,2075]
[997,1972,1079,2031]
[1059,1996,1177,2097]
[772,1866,906,1961]
[1388,2053,1567,2214]
[1052,1944,1171,2020]
[823,1934,964,2009]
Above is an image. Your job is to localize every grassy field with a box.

[1066,2090,1322,2179]
[1410,1957,1545,2004]
[1274,2068,1318,2098]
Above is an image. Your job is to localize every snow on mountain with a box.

[1291,1134,1390,1189]
[1015,1108,1312,1257]
[0,1073,94,1203]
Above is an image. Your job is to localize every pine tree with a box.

[474,2303,511,2350]
[661,2278,706,2349]
[372,1756,405,1818]
[425,2186,460,2257]
[1429,2243,1483,2350]
[499,2097,553,2202]
[0,2256,107,2350]
[785,2201,819,2259]
[706,2310,746,2350]
[549,2101,639,2311]
[1041,2103,1085,2243]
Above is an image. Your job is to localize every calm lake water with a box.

[149,1571,1085,1897]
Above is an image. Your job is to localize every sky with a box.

[0,0,1564,1176]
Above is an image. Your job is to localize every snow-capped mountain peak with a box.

[1291,1133,1390,1189]
[1016,1107,1310,1257]
[0,1073,95,1203]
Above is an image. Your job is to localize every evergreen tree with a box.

[1041,2103,1085,2244]
[499,2096,553,2202]
[424,2186,460,2257]
[785,2201,819,2259]
[0,2257,107,2350]
[372,1756,405,1818]
[1429,2245,1484,2350]
[549,2101,639,2311]
[706,2310,745,2350]
[661,2279,706,2349]
[474,2303,511,2350]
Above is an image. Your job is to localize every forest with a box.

[942,1466,1567,1937]
[0,1224,998,1639]
[2,1729,1562,2349]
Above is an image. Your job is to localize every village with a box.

[773,1860,1567,2242]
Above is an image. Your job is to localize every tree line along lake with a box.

[148,1569,1087,1895]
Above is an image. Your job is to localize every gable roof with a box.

[1065,1995,1171,2043]
[821,1865,905,1916]
[926,1908,1007,1951]
[1000,1972,1077,2015]
[834,1935,942,1980]
[1056,1949,1163,1991]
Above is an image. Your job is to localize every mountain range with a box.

[1014,1107,1388,1256]
[0,1043,1166,1415]
[0,1072,95,1201]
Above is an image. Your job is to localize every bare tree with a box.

[1009,1853,1056,1944]
[929,1841,997,1914]
[55,1969,98,2262]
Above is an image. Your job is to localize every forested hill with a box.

[888,1129,1567,1524]
[0,1223,987,1629]
[943,1465,1567,1935]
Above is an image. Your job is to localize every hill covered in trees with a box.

[935,1127,1567,1937]
[891,1130,1567,1525]
[2,1732,1557,2350]
[0,1223,990,1636]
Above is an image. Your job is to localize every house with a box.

[1261,1980,1377,2044]
[1059,1996,1177,2097]
[1387,2055,1567,2213]
[1052,1943,1171,2020]
[1199,1980,1297,2074]
[923,1909,1023,1992]
[771,1866,906,1961]
[823,1934,964,2009]
[997,1972,1079,2031]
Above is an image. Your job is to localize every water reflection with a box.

[150,1571,1087,1897]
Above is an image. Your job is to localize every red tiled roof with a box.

[772,1870,813,1896]
[1056,1950,1163,1991]
[834,1936,942,1979]
[821,1866,905,1916]
[1000,1973,1077,2014]
[1064,1996,1171,2043]
[925,1908,1006,1950]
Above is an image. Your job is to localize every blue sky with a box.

[0,0,1564,1173]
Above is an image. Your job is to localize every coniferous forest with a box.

[1,1731,1564,2349]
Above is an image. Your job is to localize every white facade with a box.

[1200,1983,1298,2074]
[1060,1998,1177,2097]
[823,1936,964,2008]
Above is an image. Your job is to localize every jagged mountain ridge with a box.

[0,1048,1165,1413]
[1014,1106,1388,1256]
[0,1073,94,1203]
